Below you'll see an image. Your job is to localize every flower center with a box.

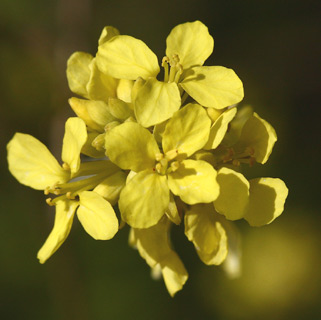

[162,55,183,83]
[154,149,181,175]
[44,161,113,206]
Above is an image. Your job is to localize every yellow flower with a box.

[129,217,188,297]
[200,107,288,225]
[185,203,228,265]
[66,26,135,157]
[105,103,220,228]
[214,167,288,226]
[7,117,120,262]
[96,21,244,127]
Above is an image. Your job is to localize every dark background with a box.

[1,1,320,319]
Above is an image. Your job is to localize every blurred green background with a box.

[1,1,320,319]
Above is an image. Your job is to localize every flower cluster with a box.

[7,21,288,296]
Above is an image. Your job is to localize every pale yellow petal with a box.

[37,199,78,263]
[168,159,219,204]
[96,35,160,80]
[86,59,118,101]
[162,254,189,297]
[185,203,228,265]
[204,107,237,150]
[7,133,68,190]
[244,178,288,226]
[94,170,127,206]
[98,26,120,46]
[166,20,213,68]
[75,160,120,178]
[107,98,133,120]
[105,122,159,171]
[66,51,93,98]
[162,103,211,157]
[180,66,244,109]
[131,218,188,296]
[116,79,134,103]
[61,117,87,175]
[214,167,250,220]
[134,78,181,127]
[81,132,105,158]
[236,112,277,164]
[165,193,181,225]
[221,105,253,147]
[119,170,169,228]
[77,191,118,240]
[69,97,116,132]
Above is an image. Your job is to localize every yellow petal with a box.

[96,35,160,80]
[168,159,219,205]
[81,132,105,158]
[166,20,214,69]
[77,191,118,240]
[162,103,211,157]
[221,105,253,147]
[180,66,244,109]
[116,79,134,103]
[244,178,288,227]
[131,218,188,297]
[86,59,118,101]
[161,253,189,297]
[66,51,93,98]
[185,203,228,265]
[94,170,127,206]
[75,159,120,178]
[236,112,277,164]
[7,133,68,190]
[119,170,169,228]
[69,97,116,132]
[204,107,237,150]
[165,193,181,225]
[107,97,133,120]
[214,167,250,220]
[37,199,78,263]
[105,122,159,172]
[134,78,181,127]
[98,26,120,46]
[61,117,87,175]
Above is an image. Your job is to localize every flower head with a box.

[96,21,244,127]
[7,21,288,296]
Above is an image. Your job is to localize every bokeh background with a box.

[1,1,320,319]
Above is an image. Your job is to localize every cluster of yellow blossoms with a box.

[7,21,288,296]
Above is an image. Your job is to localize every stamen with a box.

[44,187,50,195]
[66,191,76,199]
[155,153,164,161]
[245,146,255,156]
[46,198,54,206]
[160,158,168,169]
[174,64,183,83]
[165,149,178,161]
[170,161,180,172]
[155,163,162,174]
[162,56,169,83]
[232,159,241,167]
[223,148,235,163]
[62,162,70,171]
